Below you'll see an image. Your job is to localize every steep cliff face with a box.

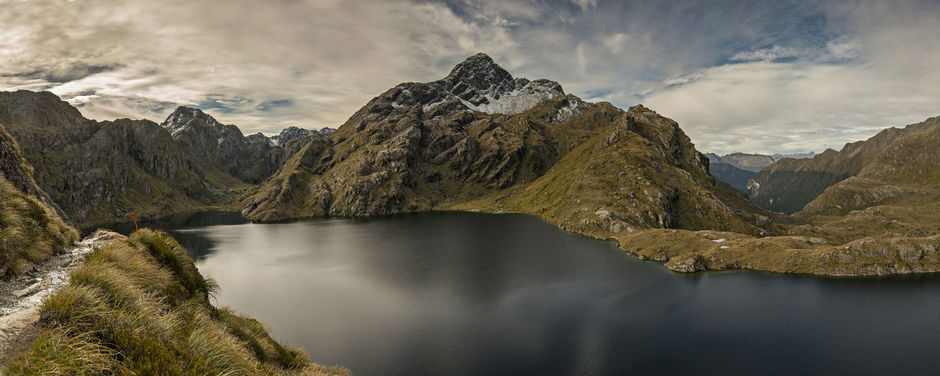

[161,107,282,184]
[0,123,76,277]
[0,91,240,226]
[747,117,940,213]
[243,54,776,237]
[0,91,339,227]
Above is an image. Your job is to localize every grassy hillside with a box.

[0,125,77,278]
[448,105,780,238]
[800,124,940,216]
[4,229,347,375]
[748,116,939,213]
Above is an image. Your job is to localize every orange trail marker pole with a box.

[131,213,138,232]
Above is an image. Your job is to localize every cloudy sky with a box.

[1,0,938,154]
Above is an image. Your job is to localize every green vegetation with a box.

[0,177,77,278]
[749,116,939,213]
[5,229,348,376]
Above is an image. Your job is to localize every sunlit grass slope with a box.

[5,229,348,376]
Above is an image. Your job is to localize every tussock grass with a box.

[5,229,349,375]
[4,327,118,375]
[0,177,77,278]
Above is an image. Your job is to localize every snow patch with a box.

[422,98,447,112]
[459,84,559,115]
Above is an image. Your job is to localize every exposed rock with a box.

[161,106,283,184]
[666,255,705,273]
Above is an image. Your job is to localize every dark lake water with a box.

[155,211,940,375]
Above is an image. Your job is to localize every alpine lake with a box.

[97,211,940,375]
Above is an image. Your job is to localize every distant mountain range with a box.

[706,151,815,173]
[705,152,814,193]
[2,53,940,276]
[748,117,939,214]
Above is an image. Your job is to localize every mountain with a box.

[269,126,336,146]
[801,122,940,216]
[243,53,776,238]
[241,53,940,276]
[709,163,755,192]
[0,122,76,277]
[0,91,307,227]
[5,54,939,276]
[772,151,815,160]
[747,117,940,213]
[0,91,233,226]
[160,106,283,184]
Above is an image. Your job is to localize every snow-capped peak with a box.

[160,106,223,137]
[389,53,565,115]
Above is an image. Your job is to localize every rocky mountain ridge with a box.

[0,91,331,226]
[747,117,940,213]
[243,54,778,239]
[160,106,282,184]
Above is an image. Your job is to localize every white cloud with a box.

[0,0,938,156]
[644,59,940,154]
[573,0,597,12]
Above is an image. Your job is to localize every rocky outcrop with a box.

[269,126,335,146]
[0,125,61,217]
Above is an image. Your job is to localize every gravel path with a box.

[0,230,124,366]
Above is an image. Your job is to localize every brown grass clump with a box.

[5,229,349,376]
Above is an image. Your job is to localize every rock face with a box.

[0,92,262,226]
[0,91,221,225]
[747,117,940,213]
[243,54,777,238]
[269,126,335,146]
[0,91,341,227]
[161,107,281,184]
[0,122,60,216]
